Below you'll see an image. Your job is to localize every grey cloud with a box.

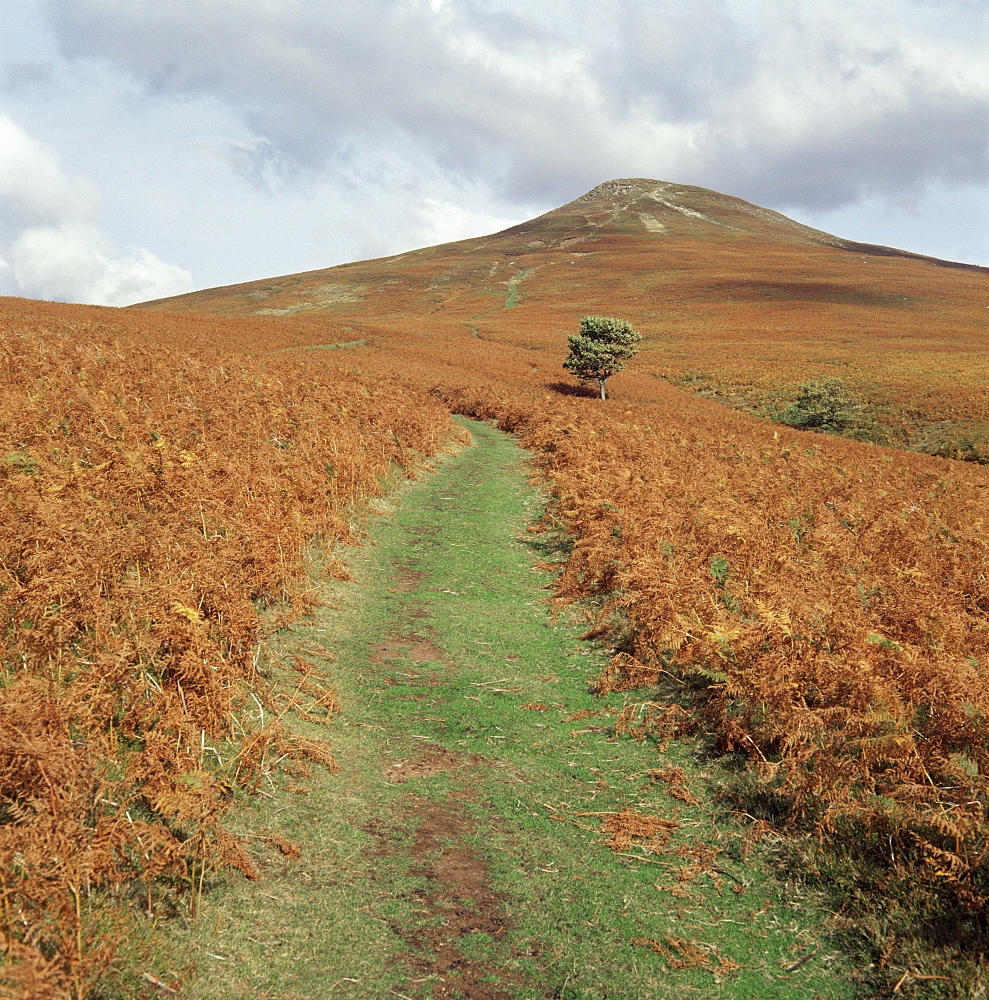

[705,5,989,209]
[41,1,602,187]
[0,60,56,95]
[221,136,303,192]
[40,0,989,218]
[603,3,759,120]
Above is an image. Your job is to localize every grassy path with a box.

[179,419,857,1000]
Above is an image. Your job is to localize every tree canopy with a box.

[562,315,641,400]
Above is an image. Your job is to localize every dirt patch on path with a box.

[387,793,530,1000]
[384,744,482,784]
[388,569,426,593]
[370,633,448,667]
[365,743,533,998]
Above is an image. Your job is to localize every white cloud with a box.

[406,196,521,249]
[0,113,192,304]
[0,112,96,227]
[11,223,193,306]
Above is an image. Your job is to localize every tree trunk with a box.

[599,379,607,401]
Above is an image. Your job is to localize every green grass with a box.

[164,418,861,999]
[505,269,535,308]
[276,339,368,351]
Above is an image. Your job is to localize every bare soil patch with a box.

[370,787,531,1000]
[384,744,480,784]
[388,569,426,593]
[370,633,447,666]
[393,792,524,1000]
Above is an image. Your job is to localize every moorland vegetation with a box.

[3,178,989,997]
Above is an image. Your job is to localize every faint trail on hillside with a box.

[457,262,544,340]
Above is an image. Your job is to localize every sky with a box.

[1,0,987,307]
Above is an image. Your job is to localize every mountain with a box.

[137,178,988,445]
[138,177,983,318]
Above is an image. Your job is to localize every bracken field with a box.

[3,179,989,996]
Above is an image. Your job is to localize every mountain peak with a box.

[574,178,672,201]
[559,177,831,242]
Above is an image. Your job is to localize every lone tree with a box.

[563,315,641,400]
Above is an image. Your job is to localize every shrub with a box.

[774,377,856,431]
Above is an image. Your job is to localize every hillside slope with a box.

[139,178,989,446]
[140,177,985,320]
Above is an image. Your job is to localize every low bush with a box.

[773,377,857,431]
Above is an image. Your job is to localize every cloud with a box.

[0,59,56,96]
[10,223,194,306]
[703,4,989,208]
[39,0,989,219]
[405,195,521,249]
[0,113,192,304]
[0,112,96,228]
[220,137,300,192]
